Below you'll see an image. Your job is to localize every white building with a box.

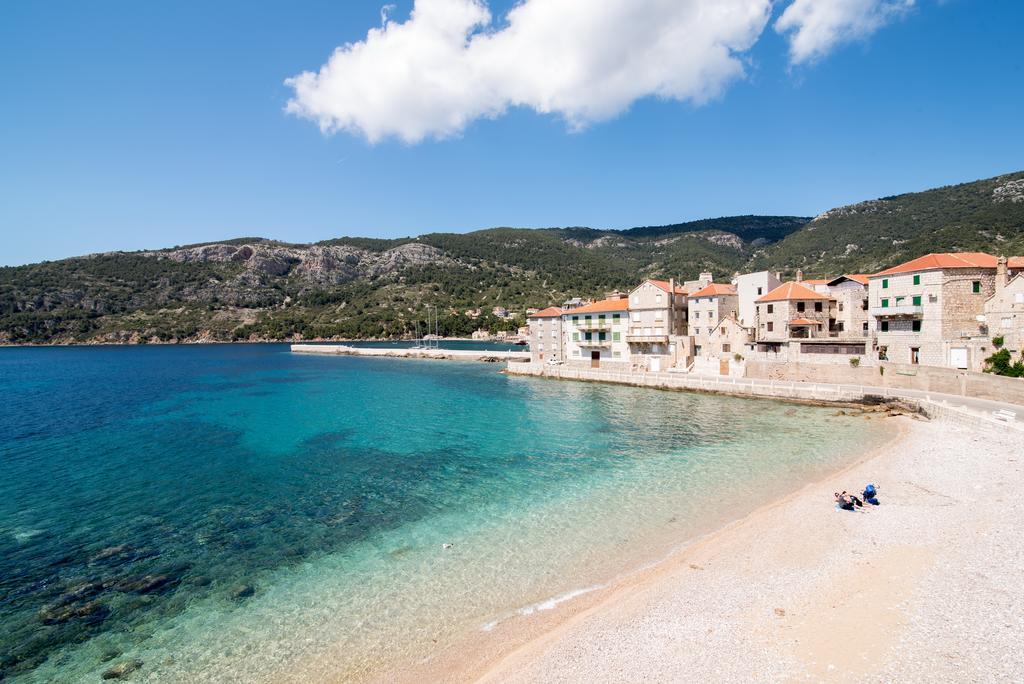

[733,271,782,328]
[563,297,630,369]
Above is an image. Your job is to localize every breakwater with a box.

[290,343,531,362]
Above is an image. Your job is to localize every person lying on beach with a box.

[863,483,880,505]
[834,491,855,511]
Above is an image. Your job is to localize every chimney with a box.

[996,256,1008,293]
[775,271,782,281]
[699,271,713,286]
[795,269,804,283]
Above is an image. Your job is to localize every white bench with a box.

[993,409,1017,422]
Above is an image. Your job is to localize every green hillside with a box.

[2,170,1022,345]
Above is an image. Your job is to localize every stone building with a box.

[754,282,835,343]
[687,283,738,357]
[868,253,1007,370]
[563,296,630,369]
[825,274,871,338]
[982,258,1024,357]
[625,279,688,371]
[526,307,563,364]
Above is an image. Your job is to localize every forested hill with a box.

[1,170,1022,344]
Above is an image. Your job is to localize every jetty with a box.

[290,344,531,362]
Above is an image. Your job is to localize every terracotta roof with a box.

[789,318,823,326]
[527,306,562,319]
[872,252,1000,277]
[647,279,688,295]
[569,298,629,314]
[756,282,832,302]
[802,279,831,285]
[689,283,737,298]
[1009,257,1024,269]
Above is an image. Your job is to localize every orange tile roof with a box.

[1009,257,1024,269]
[689,283,737,298]
[570,298,629,314]
[789,318,823,326]
[802,279,831,285]
[528,306,563,319]
[648,279,688,295]
[872,252,999,277]
[756,281,832,302]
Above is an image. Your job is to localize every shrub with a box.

[849,357,861,367]
[983,348,1024,377]
[733,353,744,362]
[993,335,1005,349]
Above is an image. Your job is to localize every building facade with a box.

[526,307,563,364]
[733,271,782,328]
[826,274,871,338]
[687,283,738,357]
[868,253,1001,369]
[563,297,630,368]
[755,282,835,342]
[983,259,1024,357]
[625,280,688,371]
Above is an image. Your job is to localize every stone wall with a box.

[745,360,1024,404]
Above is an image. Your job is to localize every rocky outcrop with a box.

[993,178,1024,203]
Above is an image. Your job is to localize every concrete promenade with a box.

[506,363,1024,432]
[290,343,531,362]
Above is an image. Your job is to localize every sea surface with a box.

[0,344,892,681]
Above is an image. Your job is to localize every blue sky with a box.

[1,0,1022,266]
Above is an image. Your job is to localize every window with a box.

[913,275,920,285]
[722,343,731,353]
[881,298,889,308]
[912,295,922,306]
[694,328,700,336]
[1002,317,1012,329]
[598,314,606,322]
[972,281,981,294]
[573,349,580,357]
[613,351,622,358]
[881,321,889,332]
[572,332,579,341]
[895,296,905,305]
[631,312,641,322]
[584,332,592,341]
[572,316,579,322]
[767,322,774,332]
[767,304,774,314]
[838,302,844,312]
[613,332,621,342]
[862,322,869,332]
[912,320,921,332]
[654,311,664,321]
[612,313,620,321]
[882,279,889,289]
[598,332,606,341]
[550,330,557,338]
[585,315,592,321]
[910,347,920,364]
[694,311,700,318]
[814,302,822,312]
[757,287,763,295]
[695,345,702,355]
[655,293,663,304]
[797,302,805,312]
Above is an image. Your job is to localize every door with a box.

[949,348,968,369]
[591,351,600,368]
[650,357,661,372]
[720,359,730,375]
[910,348,919,365]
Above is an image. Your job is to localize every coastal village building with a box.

[692,314,755,376]
[564,296,630,368]
[826,274,871,338]
[983,259,1024,356]
[755,282,835,344]
[733,271,782,328]
[868,253,1005,370]
[626,279,689,371]
[527,307,563,363]
[687,283,738,357]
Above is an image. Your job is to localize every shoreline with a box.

[380,412,1022,682]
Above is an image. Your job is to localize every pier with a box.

[290,344,531,362]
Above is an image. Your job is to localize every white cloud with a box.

[285,0,773,143]
[775,0,915,65]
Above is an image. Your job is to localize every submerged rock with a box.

[39,599,110,625]
[101,659,142,679]
[229,584,255,600]
[100,648,123,662]
[115,573,179,595]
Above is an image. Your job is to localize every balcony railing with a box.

[578,337,612,347]
[574,320,613,331]
[870,305,923,318]
[626,334,669,344]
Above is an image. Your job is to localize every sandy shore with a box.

[387,414,1023,683]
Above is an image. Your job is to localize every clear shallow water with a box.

[0,345,891,681]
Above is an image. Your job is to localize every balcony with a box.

[626,333,668,344]
[578,336,612,347]
[574,320,613,331]
[870,304,923,318]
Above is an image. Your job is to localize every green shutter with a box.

[882,279,889,289]
[881,299,889,308]
[913,275,920,285]
[613,332,621,342]
[912,295,921,306]
[612,313,620,320]
[972,281,981,293]
[572,332,579,341]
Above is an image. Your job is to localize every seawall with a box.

[505,363,1023,434]
[290,344,531,362]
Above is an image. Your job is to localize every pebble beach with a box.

[398,415,1023,683]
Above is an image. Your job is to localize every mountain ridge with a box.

[2,171,1022,345]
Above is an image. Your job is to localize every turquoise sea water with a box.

[0,345,891,681]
